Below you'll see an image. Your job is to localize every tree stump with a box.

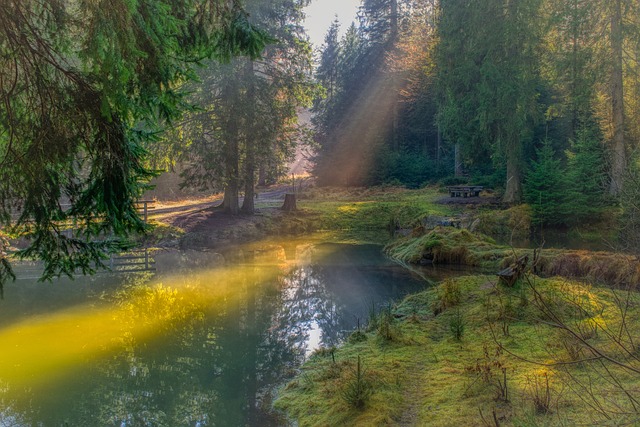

[497,255,529,287]
[282,193,297,212]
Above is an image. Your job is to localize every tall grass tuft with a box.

[449,308,465,341]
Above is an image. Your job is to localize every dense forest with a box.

[313,0,640,223]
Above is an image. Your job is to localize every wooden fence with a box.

[12,248,156,280]
[7,200,157,280]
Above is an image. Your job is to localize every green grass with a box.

[275,275,640,426]
[296,186,456,243]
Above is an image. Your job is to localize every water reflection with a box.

[0,240,427,426]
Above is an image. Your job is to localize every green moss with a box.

[386,227,508,268]
[475,204,532,240]
[275,275,640,426]
[296,186,456,243]
[386,227,640,289]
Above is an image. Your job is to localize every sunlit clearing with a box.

[0,239,334,389]
[320,68,399,185]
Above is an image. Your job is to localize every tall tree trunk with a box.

[504,136,523,204]
[223,132,240,215]
[569,0,579,140]
[503,0,524,204]
[610,0,625,196]
[436,125,442,167]
[391,0,399,151]
[242,60,257,214]
[454,143,463,177]
[258,165,267,187]
[242,153,256,214]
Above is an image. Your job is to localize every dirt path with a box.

[149,182,309,248]
[396,360,425,426]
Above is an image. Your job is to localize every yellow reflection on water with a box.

[0,239,323,389]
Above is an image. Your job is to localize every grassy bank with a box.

[275,275,640,426]
[386,227,640,288]
[295,186,456,243]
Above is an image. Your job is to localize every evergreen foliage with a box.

[563,127,608,224]
[524,140,567,226]
[177,0,316,214]
[524,127,608,227]
[0,0,270,286]
[308,0,637,227]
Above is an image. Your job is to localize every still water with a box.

[0,240,428,426]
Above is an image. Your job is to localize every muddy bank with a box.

[171,206,317,250]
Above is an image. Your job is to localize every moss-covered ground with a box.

[386,227,640,288]
[275,275,640,426]
[295,186,456,243]
[271,186,640,426]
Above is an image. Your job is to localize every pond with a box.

[0,239,430,426]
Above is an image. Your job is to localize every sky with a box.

[303,0,360,48]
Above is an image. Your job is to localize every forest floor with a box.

[144,183,308,248]
[145,184,460,249]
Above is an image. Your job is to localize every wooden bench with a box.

[497,255,529,287]
[446,185,483,198]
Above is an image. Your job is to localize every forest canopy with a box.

[312,0,639,213]
[0,0,269,283]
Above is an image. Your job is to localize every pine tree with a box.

[564,126,608,224]
[436,0,544,203]
[0,0,269,285]
[180,0,315,214]
[316,18,342,103]
[524,139,567,226]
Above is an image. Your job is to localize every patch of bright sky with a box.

[304,0,361,48]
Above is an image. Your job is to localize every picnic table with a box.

[446,185,484,198]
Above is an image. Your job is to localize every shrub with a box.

[377,304,398,341]
[436,279,462,313]
[524,138,567,226]
[475,204,532,241]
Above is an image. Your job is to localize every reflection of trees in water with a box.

[274,265,346,352]
[0,383,30,427]
[70,252,300,426]
[0,244,426,426]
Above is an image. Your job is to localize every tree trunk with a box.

[436,126,442,167]
[242,60,257,215]
[242,163,255,214]
[503,138,522,204]
[609,0,625,196]
[390,0,399,151]
[223,123,240,215]
[282,194,297,212]
[258,165,267,187]
[454,143,463,177]
[223,180,239,214]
